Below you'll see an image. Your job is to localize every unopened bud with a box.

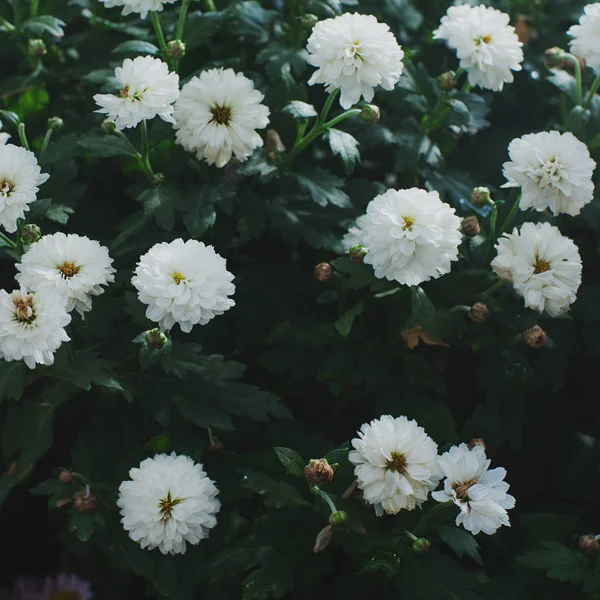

[359,104,380,124]
[522,325,547,349]
[28,39,47,57]
[411,537,431,554]
[579,535,600,554]
[58,468,73,484]
[470,186,491,207]
[166,39,186,59]
[469,303,489,324]
[47,116,64,132]
[461,215,480,237]
[328,510,348,527]
[437,71,457,91]
[304,459,334,485]
[100,120,116,135]
[73,488,98,513]
[21,224,41,245]
[313,524,333,553]
[265,129,286,159]
[145,328,168,350]
[544,47,566,69]
[315,262,333,282]
[468,437,486,450]
[349,244,367,264]
[298,14,319,29]
[152,172,165,186]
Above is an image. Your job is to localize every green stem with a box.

[0,16,16,32]
[413,501,454,536]
[405,529,418,542]
[318,88,340,126]
[462,80,472,93]
[323,108,361,130]
[151,11,169,54]
[479,279,506,297]
[488,200,498,242]
[0,231,18,251]
[114,130,142,158]
[584,72,600,109]
[312,486,338,515]
[39,129,54,161]
[13,0,21,30]
[563,53,583,105]
[175,0,191,40]
[203,0,217,11]
[139,120,156,181]
[498,193,521,236]
[30,0,39,17]
[17,123,30,150]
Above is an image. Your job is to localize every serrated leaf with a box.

[518,541,589,583]
[273,447,305,478]
[408,286,436,334]
[139,187,180,230]
[113,40,159,55]
[26,197,52,221]
[46,204,74,225]
[327,128,360,176]
[439,525,483,566]
[335,301,364,336]
[78,135,138,158]
[242,471,310,509]
[0,360,28,402]
[283,101,318,119]
[292,169,351,208]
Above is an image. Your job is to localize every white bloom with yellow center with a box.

[98,0,177,19]
[568,4,600,69]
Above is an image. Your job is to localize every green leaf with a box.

[327,128,360,176]
[22,15,65,38]
[335,301,364,336]
[133,330,173,371]
[183,12,222,50]
[408,286,436,334]
[0,110,20,127]
[138,187,180,230]
[292,169,351,208]
[241,471,310,509]
[273,447,305,478]
[69,511,95,542]
[283,101,318,119]
[46,204,74,225]
[0,360,28,402]
[443,99,470,127]
[518,541,589,583]
[51,349,124,394]
[226,1,277,44]
[113,40,159,55]
[26,197,52,221]
[78,135,138,158]
[439,525,483,566]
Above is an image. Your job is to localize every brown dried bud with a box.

[265,129,286,159]
[73,488,98,513]
[313,524,333,553]
[469,303,489,324]
[468,438,486,451]
[315,262,333,282]
[470,186,491,207]
[58,468,73,484]
[304,459,334,485]
[461,215,480,237]
[579,535,600,554]
[437,71,457,91]
[522,325,547,349]
[28,39,47,57]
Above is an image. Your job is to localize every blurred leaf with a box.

[113,40,159,55]
[283,101,318,119]
[439,525,483,566]
[518,541,589,583]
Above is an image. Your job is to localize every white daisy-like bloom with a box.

[0,144,49,233]
[94,56,179,131]
[0,287,70,369]
[357,188,462,286]
[98,0,177,19]
[173,68,270,168]
[0,123,10,145]
[117,453,220,555]
[432,443,515,535]
[15,233,116,317]
[569,4,600,69]
[342,214,369,251]
[491,222,582,317]
[433,4,523,91]
[306,13,405,110]
[132,238,235,333]
[349,415,441,515]
[502,131,596,217]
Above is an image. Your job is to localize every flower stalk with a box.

[151,11,169,55]
[584,72,600,109]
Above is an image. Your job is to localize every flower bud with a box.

[461,215,480,237]
[313,524,333,553]
[579,535,600,554]
[100,120,117,135]
[522,325,547,349]
[437,71,457,91]
[21,224,41,245]
[47,116,64,132]
[73,488,98,513]
[470,186,491,207]
[28,39,47,57]
[145,328,168,350]
[544,47,565,69]
[469,303,488,324]
[315,262,333,282]
[304,459,334,485]
[359,104,380,124]
[167,39,186,59]
[468,437,486,450]
[411,537,431,554]
[58,468,73,484]
[349,244,368,264]
[265,129,286,159]
[299,14,319,29]
[328,510,348,527]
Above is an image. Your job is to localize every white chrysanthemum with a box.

[306,13,405,110]
[432,444,515,535]
[117,453,220,555]
[132,238,235,333]
[342,214,369,251]
[98,0,176,19]
[94,56,179,131]
[0,144,49,233]
[502,131,596,217]
[569,4,600,69]
[173,68,270,168]
[433,4,523,91]
[0,287,70,369]
[0,123,10,145]
[491,222,582,317]
[349,415,441,515]
[357,188,462,286]
[15,233,116,317]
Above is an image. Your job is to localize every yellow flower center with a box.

[402,216,414,231]
[13,294,35,323]
[158,490,185,521]
[386,451,407,474]
[57,261,81,279]
[210,104,232,125]
[533,259,551,274]
[0,179,14,196]
[454,479,477,500]
[171,271,186,285]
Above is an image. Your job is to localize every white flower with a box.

[98,0,177,19]
[349,415,441,515]
[569,4,600,69]
[306,13,405,110]
[357,188,462,286]
[491,222,582,317]
[0,287,70,369]
[0,123,10,145]
[132,238,235,333]
[342,215,369,251]
[173,68,270,168]
[502,131,596,217]
[94,56,179,131]
[432,444,515,535]
[433,4,523,91]
[0,144,49,233]
[117,453,220,555]
[15,233,116,317]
